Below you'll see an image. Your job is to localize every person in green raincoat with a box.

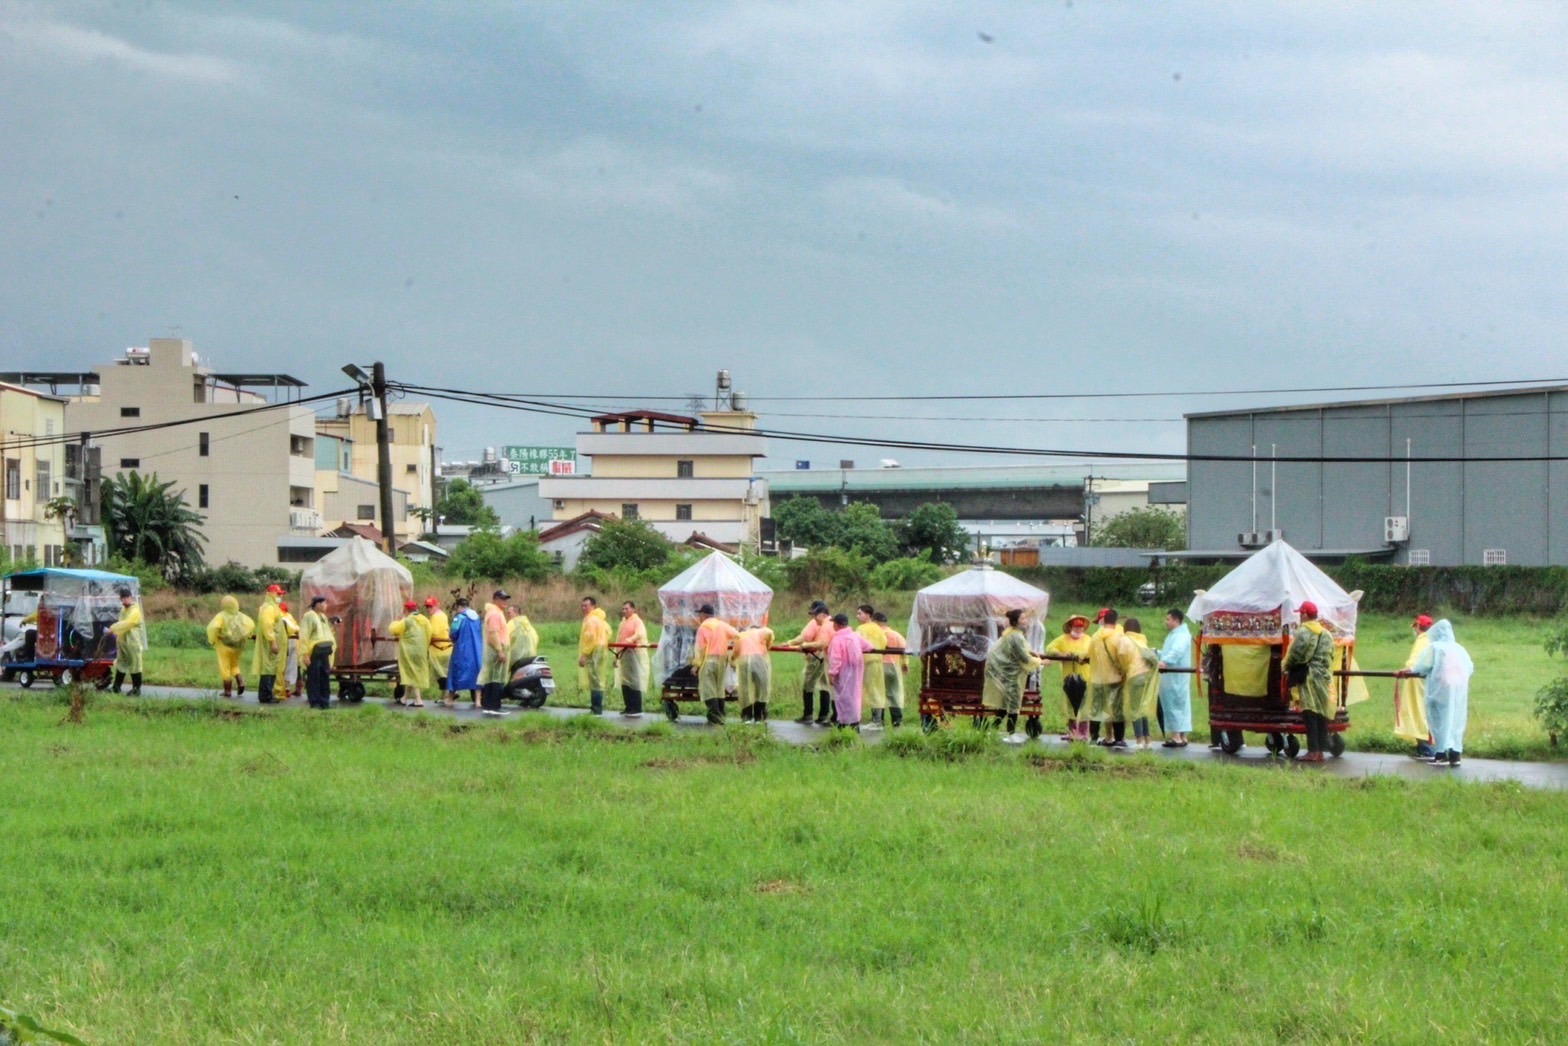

[1282,601,1335,763]
[205,594,254,697]
[108,587,145,695]
[982,608,1042,744]
[252,584,285,703]
[388,600,433,706]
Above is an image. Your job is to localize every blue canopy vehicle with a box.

[0,567,141,689]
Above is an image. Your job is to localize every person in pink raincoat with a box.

[826,612,875,731]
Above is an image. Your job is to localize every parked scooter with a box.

[503,655,555,708]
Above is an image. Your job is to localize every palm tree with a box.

[100,472,208,582]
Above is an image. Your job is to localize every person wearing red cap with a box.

[1282,601,1334,762]
[1045,615,1092,741]
[424,597,452,693]
[388,600,433,706]
[1397,615,1436,758]
[252,584,286,703]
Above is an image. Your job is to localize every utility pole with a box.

[372,362,395,555]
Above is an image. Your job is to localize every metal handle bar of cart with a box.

[609,641,658,661]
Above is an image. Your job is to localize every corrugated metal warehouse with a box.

[1185,386,1568,566]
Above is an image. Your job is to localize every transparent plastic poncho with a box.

[13,568,142,662]
[907,566,1049,661]
[1185,539,1359,639]
[655,552,773,683]
[300,537,413,669]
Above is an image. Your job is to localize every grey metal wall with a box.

[1186,390,1568,566]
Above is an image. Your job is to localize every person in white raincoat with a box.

[1406,619,1473,768]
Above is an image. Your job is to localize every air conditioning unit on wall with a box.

[1384,516,1409,543]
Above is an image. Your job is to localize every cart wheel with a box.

[1220,729,1245,755]
[1328,732,1345,757]
[1264,732,1284,754]
[340,680,365,703]
[1284,734,1301,759]
[921,713,937,734]
[18,669,35,689]
[663,699,679,722]
[1025,716,1043,739]
[59,668,75,688]
[94,671,112,691]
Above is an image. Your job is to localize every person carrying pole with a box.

[1085,608,1127,748]
[615,600,651,718]
[389,600,433,707]
[1396,614,1436,759]
[827,612,874,731]
[1283,601,1335,763]
[734,622,775,724]
[1045,615,1091,741]
[873,611,908,729]
[692,604,739,725]
[780,602,833,725]
[856,604,889,731]
[425,597,452,693]
[982,608,1043,744]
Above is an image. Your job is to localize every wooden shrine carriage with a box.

[654,552,772,722]
[300,537,412,701]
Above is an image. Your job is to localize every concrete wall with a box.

[0,386,68,563]
[1186,389,1568,565]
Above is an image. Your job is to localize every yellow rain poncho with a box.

[206,595,255,682]
[1044,630,1090,720]
[389,610,433,690]
[508,612,539,668]
[109,600,145,674]
[252,594,283,677]
[616,612,651,692]
[1395,629,1431,742]
[981,627,1042,714]
[427,606,452,681]
[300,607,336,659]
[856,619,887,711]
[1084,624,1126,722]
[1282,620,1334,718]
[692,616,738,702]
[734,625,775,708]
[881,625,907,711]
[578,606,613,693]
[1116,630,1162,723]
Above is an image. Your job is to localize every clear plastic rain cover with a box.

[1185,539,1359,638]
[655,552,773,683]
[300,537,413,668]
[22,568,142,660]
[907,566,1049,661]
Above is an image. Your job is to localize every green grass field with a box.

[4,693,1568,1043]
[136,608,1566,760]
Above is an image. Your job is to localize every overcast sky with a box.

[3,1,1565,469]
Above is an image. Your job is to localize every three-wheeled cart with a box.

[300,537,412,702]
[907,565,1050,735]
[0,568,140,689]
[654,551,772,722]
[1188,540,1367,757]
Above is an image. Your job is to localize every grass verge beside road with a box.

[4,693,1568,1042]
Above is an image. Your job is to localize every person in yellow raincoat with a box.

[1085,608,1127,748]
[874,611,908,729]
[108,587,145,695]
[279,602,302,699]
[252,584,285,703]
[780,602,833,725]
[1115,618,1162,750]
[300,595,337,709]
[1397,614,1436,758]
[733,622,775,724]
[982,608,1043,743]
[1045,615,1091,742]
[205,594,255,698]
[577,596,613,716]
[388,600,432,706]
[479,591,511,716]
[1282,601,1335,763]
[616,600,651,717]
[424,597,452,693]
[691,604,739,725]
[855,605,889,731]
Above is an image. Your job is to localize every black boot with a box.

[706,699,726,725]
[590,690,604,716]
[795,689,814,724]
[129,673,142,696]
[112,670,125,693]
[258,675,276,704]
[235,675,245,696]
[890,707,903,728]
[755,702,767,724]
[740,703,754,724]
[814,692,831,725]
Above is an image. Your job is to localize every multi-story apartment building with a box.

[315,401,436,545]
[538,408,770,548]
[0,382,70,564]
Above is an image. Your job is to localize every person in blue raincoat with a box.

[444,596,483,708]
[1157,609,1194,748]
[1405,618,1473,768]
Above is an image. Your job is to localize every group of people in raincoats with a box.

[988,606,1195,748]
[780,602,906,731]
[1394,613,1474,766]
[206,585,340,707]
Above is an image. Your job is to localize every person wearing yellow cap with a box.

[205,594,255,698]
[1283,601,1334,763]
[252,584,285,703]
[1045,615,1091,741]
[424,597,452,693]
[1397,614,1436,759]
[388,599,432,706]
[300,595,337,708]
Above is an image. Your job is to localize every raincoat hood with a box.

[221,595,239,612]
[1427,619,1456,644]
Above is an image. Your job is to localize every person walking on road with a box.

[389,600,433,707]
[874,611,908,729]
[300,595,337,709]
[445,597,482,708]
[1283,601,1335,763]
[826,613,874,731]
[1406,618,1474,767]
[205,594,254,698]
[578,596,613,716]
[1157,609,1194,748]
[616,601,651,718]
[1397,614,1437,759]
[425,597,452,694]
[692,604,739,725]
[108,587,145,695]
[982,608,1043,744]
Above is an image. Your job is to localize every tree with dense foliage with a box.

[1091,506,1187,550]
[100,471,207,582]
[897,502,970,562]
[447,529,555,582]
[837,502,899,561]
[577,518,676,573]
[435,478,501,529]
[771,497,843,549]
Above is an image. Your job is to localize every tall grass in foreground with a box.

[3,693,1568,1043]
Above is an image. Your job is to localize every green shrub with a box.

[784,547,871,598]
[102,555,169,593]
[868,552,945,591]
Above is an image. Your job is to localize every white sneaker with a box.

[863,721,884,732]
[1002,732,1025,744]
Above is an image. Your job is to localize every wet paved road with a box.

[12,680,1568,791]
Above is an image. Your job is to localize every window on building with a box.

[1483,549,1507,566]
[35,460,51,500]
[199,432,209,457]
[3,459,19,500]
[1407,549,1431,566]
[357,505,376,520]
[676,504,693,521]
[120,407,141,418]
[677,459,694,479]
[553,500,566,510]
[406,463,418,473]
[289,435,310,456]
[198,484,209,509]
[120,458,140,469]
[621,503,639,520]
